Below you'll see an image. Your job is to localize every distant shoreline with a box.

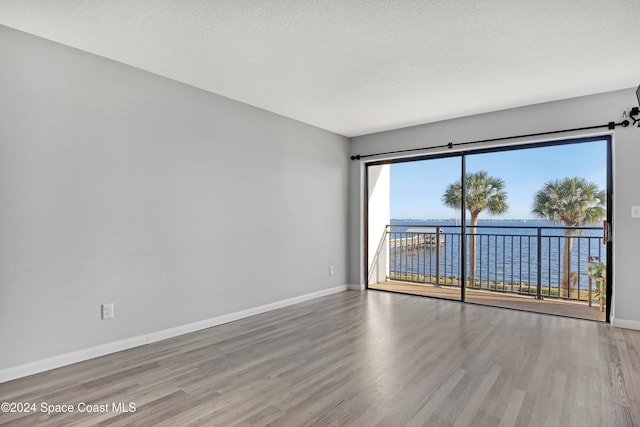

[389,218,602,229]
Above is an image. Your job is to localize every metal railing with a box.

[386,224,605,302]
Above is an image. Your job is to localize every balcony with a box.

[369,224,606,321]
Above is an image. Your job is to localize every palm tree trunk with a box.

[562,229,573,297]
[469,215,478,288]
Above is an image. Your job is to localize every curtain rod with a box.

[350,120,629,161]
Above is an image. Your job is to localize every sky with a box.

[390,140,607,219]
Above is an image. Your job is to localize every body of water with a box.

[388,219,606,295]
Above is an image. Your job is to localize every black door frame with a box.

[364,135,613,323]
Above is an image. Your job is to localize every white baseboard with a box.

[0,335,149,384]
[1,285,348,383]
[611,317,640,331]
[347,283,364,291]
[145,285,348,343]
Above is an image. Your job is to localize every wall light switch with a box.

[329,265,335,276]
[632,206,640,218]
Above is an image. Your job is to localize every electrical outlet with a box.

[329,265,335,276]
[632,206,640,218]
[102,303,114,320]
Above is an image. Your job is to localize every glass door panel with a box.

[463,141,608,321]
[368,156,462,302]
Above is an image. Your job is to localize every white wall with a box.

[0,25,350,379]
[367,165,390,284]
[349,88,640,329]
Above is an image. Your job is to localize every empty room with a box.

[1,2,639,426]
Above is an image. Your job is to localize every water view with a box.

[388,219,605,297]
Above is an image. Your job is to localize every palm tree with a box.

[532,177,606,297]
[442,171,508,287]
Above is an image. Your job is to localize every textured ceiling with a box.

[1,1,639,137]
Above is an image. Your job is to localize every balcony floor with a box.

[369,280,605,322]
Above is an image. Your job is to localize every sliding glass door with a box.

[367,156,462,301]
[463,140,609,321]
[366,136,612,322]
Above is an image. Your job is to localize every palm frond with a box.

[441,171,509,218]
[532,177,606,226]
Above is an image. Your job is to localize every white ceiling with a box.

[1,1,639,137]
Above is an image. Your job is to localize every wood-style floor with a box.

[1,290,638,426]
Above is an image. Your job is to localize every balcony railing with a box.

[385,224,605,303]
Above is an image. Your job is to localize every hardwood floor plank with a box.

[451,365,501,427]
[497,388,526,427]
[1,290,639,426]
